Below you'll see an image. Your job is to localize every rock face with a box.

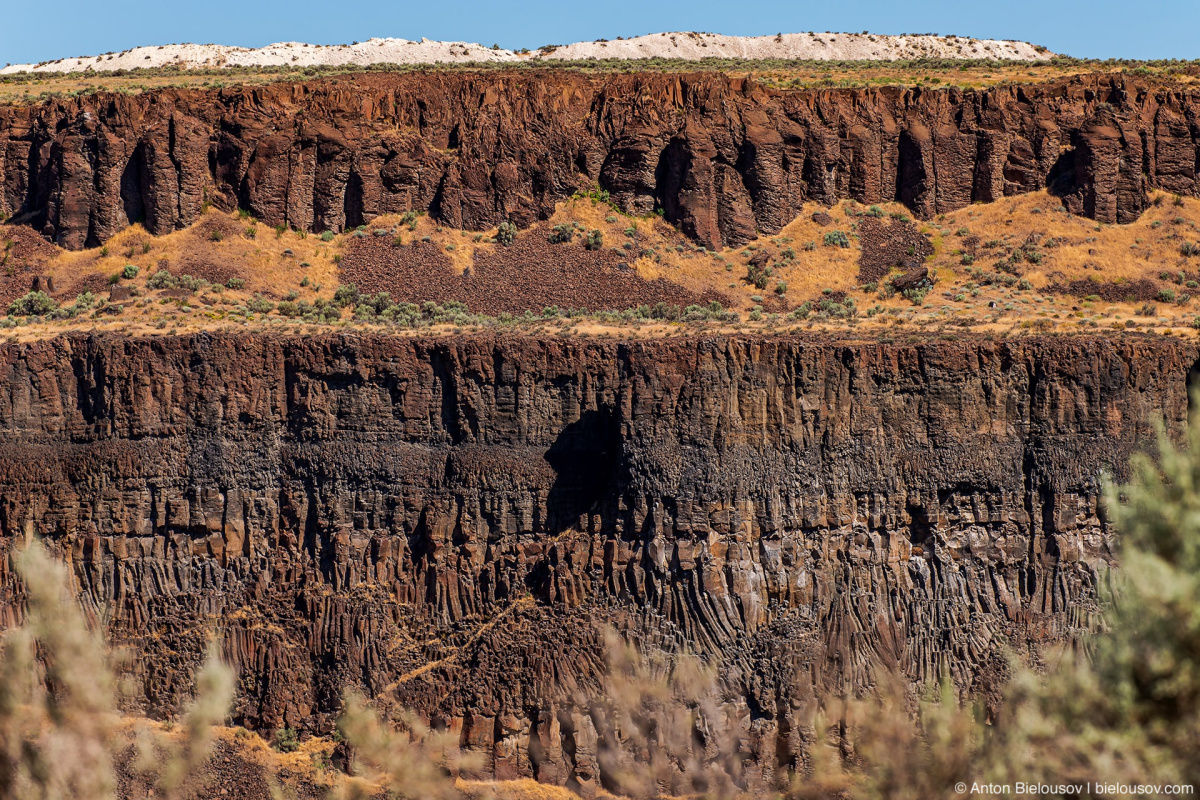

[0,331,1192,793]
[1,71,1197,250]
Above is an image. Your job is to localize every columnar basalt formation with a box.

[0,332,1191,793]
[1,72,1197,250]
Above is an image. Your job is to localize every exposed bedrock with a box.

[0,332,1192,792]
[2,71,1198,250]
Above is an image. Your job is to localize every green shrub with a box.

[122,264,139,279]
[547,224,574,244]
[8,291,57,317]
[357,292,393,316]
[584,229,604,250]
[273,727,300,753]
[246,294,274,314]
[496,221,517,246]
[818,298,851,318]
[147,270,177,289]
[575,186,613,206]
[745,264,770,290]
[176,274,208,292]
[333,284,361,307]
[226,277,245,290]
[823,230,850,248]
[319,230,335,242]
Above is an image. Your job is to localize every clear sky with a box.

[1,0,1196,66]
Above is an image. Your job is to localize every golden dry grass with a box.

[6,187,1200,342]
[457,777,594,799]
[46,215,343,299]
[4,60,1199,106]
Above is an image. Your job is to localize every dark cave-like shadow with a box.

[543,407,621,536]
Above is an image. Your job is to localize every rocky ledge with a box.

[0,332,1192,794]
[1,71,1196,250]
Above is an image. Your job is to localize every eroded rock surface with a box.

[0,332,1192,792]
[2,72,1197,250]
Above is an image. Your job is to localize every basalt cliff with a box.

[0,332,1191,794]
[2,71,1198,250]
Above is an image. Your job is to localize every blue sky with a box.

[2,0,1197,66]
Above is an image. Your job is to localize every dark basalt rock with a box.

[890,265,932,292]
[1,72,1195,251]
[0,331,1192,793]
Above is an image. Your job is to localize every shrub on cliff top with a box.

[547,224,574,244]
[246,294,274,314]
[8,291,57,317]
[333,284,360,307]
[147,269,176,289]
[496,221,517,246]
[823,230,850,248]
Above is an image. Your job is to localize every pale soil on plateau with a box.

[1,31,1052,74]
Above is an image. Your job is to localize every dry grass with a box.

[456,777,593,799]
[45,215,343,300]
[4,60,1199,106]
[6,187,1200,342]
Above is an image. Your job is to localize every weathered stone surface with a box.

[1,72,1196,250]
[0,332,1192,792]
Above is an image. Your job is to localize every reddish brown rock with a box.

[1,72,1196,250]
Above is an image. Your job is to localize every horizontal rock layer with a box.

[1,72,1197,250]
[0,332,1193,793]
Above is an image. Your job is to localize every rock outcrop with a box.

[0,331,1192,793]
[1,72,1197,250]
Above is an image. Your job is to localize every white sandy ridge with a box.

[0,31,1053,75]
